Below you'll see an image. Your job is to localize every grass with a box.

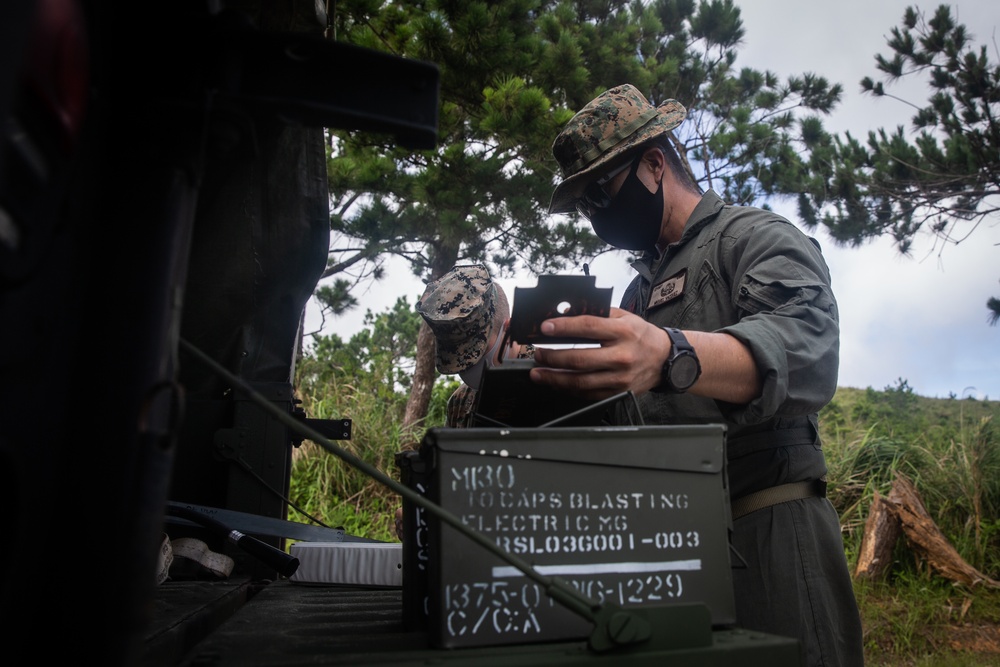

[856,575,1000,666]
[823,386,1000,665]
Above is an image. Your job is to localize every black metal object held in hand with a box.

[166,504,300,578]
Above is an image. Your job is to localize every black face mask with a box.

[589,157,664,252]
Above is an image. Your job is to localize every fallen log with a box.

[854,490,902,580]
[885,473,1000,589]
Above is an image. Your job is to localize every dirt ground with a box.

[946,623,1000,654]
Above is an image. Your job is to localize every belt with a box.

[727,425,816,459]
[730,477,827,520]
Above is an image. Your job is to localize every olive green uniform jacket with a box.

[618,190,864,667]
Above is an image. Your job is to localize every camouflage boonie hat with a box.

[415,264,507,374]
[548,84,686,214]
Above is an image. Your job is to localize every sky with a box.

[305,0,999,401]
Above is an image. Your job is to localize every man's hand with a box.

[528,307,763,405]
[528,307,669,401]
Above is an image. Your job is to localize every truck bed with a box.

[142,577,801,666]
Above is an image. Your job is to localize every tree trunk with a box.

[401,253,459,448]
[855,490,902,580]
[885,474,1000,589]
[401,321,437,449]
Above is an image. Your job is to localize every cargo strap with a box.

[731,477,827,520]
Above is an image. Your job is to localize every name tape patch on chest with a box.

[648,269,687,309]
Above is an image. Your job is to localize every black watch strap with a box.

[651,327,702,393]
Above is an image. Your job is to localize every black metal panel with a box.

[0,1,440,663]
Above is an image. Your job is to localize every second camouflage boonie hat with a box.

[548,84,686,214]
[415,264,502,374]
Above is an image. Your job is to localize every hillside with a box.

[820,385,1000,666]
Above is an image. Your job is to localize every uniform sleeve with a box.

[716,220,840,425]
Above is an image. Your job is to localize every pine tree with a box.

[792,5,1000,325]
[321,0,843,431]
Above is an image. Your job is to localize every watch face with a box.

[671,353,700,389]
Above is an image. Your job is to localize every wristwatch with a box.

[652,327,701,393]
